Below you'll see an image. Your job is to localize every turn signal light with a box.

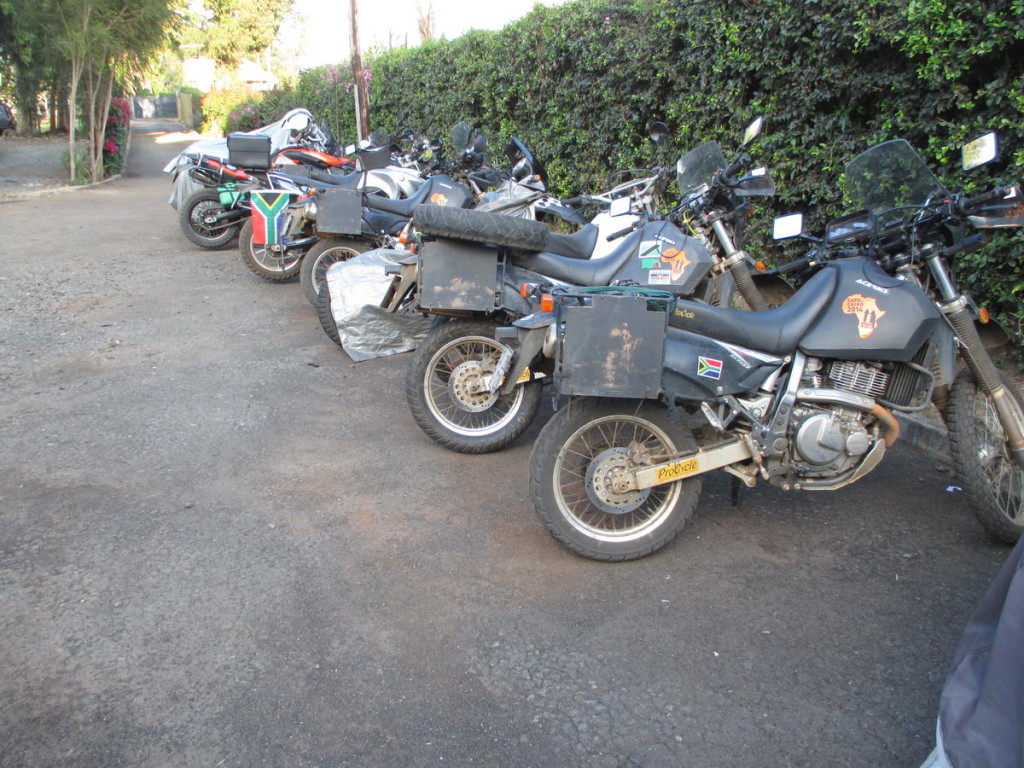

[980,307,991,324]
[755,261,767,272]
[520,282,534,298]
[540,294,554,313]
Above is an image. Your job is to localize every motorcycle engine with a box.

[789,404,872,477]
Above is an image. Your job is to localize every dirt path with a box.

[0,120,1015,768]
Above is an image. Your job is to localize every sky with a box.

[278,0,571,69]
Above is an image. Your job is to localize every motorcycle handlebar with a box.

[941,232,988,258]
[961,186,1009,213]
[720,152,751,183]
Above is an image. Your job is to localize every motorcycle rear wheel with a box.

[179,188,242,249]
[947,370,1024,544]
[237,219,303,282]
[300,237,370,306]
[405,319,542,454]
[530,398,702,561]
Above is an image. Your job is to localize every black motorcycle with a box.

[392,119,776,455]
[511,133,1024,561]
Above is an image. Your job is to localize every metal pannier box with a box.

[315,189,362,235]
[418,239,500,313]
[227,133,272,169]
[556,290,670,399]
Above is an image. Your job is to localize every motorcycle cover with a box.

[325,249,431,362]
[920,534,1024,768]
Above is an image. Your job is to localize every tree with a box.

[189,0,295,66]
[0,0,64,133]
[416,0,435,43]
[55,0,176,182]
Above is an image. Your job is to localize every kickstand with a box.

[730,476,742,507]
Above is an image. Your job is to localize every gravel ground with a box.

[0,120,1015,768]
[0,132,85,196]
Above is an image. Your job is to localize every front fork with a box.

[493,315,555,394]
[381,258,419,312]
[926,251,1024,468]
[706,214,771,311]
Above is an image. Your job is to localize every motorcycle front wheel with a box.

[947,370,1024,544]
[405,319,542,454]
[300,237,370,306]
[237,219,303,282]
[530,398,702,561]
[316,278,342,348]
[179,188,242,249]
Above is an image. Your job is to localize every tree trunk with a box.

[68,59,81,182]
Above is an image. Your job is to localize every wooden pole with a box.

[349,0,370,141]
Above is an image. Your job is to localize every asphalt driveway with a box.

[0,120,1011,767]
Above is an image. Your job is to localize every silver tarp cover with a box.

[326,249,430,362]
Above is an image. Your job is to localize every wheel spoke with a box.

[422,334,525,437]
[553,415,681,541]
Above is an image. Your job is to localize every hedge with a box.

[212,0,1024,338]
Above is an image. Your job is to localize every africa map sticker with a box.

[697,357,723,379]
[841,294,886,338]
[639,239,690,281]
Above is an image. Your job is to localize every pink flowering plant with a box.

[102,97,132,175]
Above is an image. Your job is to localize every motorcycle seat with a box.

[512,229,644,284]
[272,169,362,191]
[666,267,838,355]
[367,175,439,217]
[544,225,599,260]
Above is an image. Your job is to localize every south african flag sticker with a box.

[250,191,295,245]
[697,356,723,380]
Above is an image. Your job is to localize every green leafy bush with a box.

[216,0,1024,339]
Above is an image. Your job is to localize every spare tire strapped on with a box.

[412,204,550,252]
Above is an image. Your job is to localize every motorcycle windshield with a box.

[450,121,472,151]
[676,141,727,195]
[843,139,949,214]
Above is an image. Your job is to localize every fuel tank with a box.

[799,258,944,362]
[612,220,715,296]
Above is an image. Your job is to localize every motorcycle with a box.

[304,127,585,308]
[512,132,1024,561]
[391,118,775,455]
[238,144,473,284]
[172,113,434,251]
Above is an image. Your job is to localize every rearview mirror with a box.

[647,121,669,144]
[773,213,804,240]
[962,132,998,170]
[609,196,632,217]
[742,116,764,148]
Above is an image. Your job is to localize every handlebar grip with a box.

[722,152,750,181]
[963,187,1008,212]
[562,196,585,206]
[606,224,636,242]
[775,255,815,274]
[942,233,988,258]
